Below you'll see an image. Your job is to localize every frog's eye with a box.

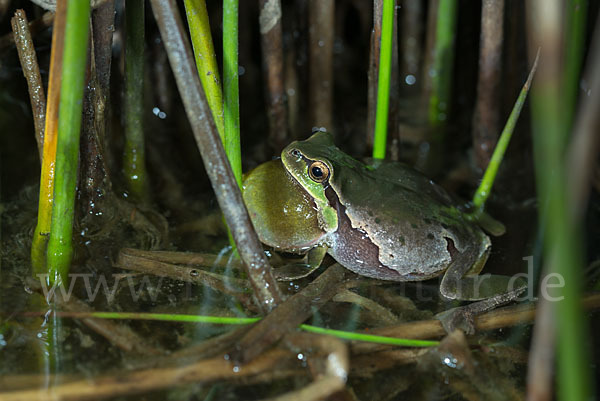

[308,161,329,183]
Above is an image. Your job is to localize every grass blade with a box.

[471,50,539,213]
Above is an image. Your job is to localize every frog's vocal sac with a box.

[242,131,516,301]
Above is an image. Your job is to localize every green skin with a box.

[244,132,522,301]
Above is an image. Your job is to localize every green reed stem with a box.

[89,311,260,324]
[471,51,539,213]
[45,0,90,286]
[562,0,587,144]
[58,311,439,347]
[299,324,439,347]
[184,0,225,140]
[372,0,395,160]
[223,0,242,187]
[123,0,148,201]
[428,0,457,129]
[530,48,591,401]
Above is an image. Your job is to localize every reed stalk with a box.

[471,51,538,213]
[562,0,587,145]
[123,0,148,201]
[428,0,457,129]
[45,0,91,285]
[527,1,591,399]
[372,0,394,160]
[183,0,225,140]
[223,0,242,187]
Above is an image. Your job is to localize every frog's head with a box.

[281,131,339,234]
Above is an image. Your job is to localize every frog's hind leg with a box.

[436,286,527,334]
[439,239,525,301]
[437,241,527,334]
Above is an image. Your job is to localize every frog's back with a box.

[329,163,486,280]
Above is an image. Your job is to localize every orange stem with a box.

[31,0,66,276]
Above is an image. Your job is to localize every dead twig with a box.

[308,0,334,130]
[277,333,349,401]
[232,263,348,363]
[116,248,255,310]
[0,11,53,51]
[367,0,382,149]
[0,348,295,401]
[259,0,288,151]
[472,0,505,171]
[352,293,600,355]
[11,9,46,162]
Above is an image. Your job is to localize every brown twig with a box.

[366,0,382,149]
[350,348,427,377]
[280,333,349,401]
[472,0,505,171]
[308,0,334,130]
[91,0,115,95]
[352,294,600,355]
[0,348,295,401]
[116,248,256,310]
[0,11,53,51]
[232,263,348,363]
[148,0,282,313]
[0,333,348,401]
[258,0,288,152]
[11,9,46,162]
[79,1,116,222]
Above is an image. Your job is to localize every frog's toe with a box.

[435,307,476,335]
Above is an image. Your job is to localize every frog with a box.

[242,131,526,323]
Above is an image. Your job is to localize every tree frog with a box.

[243,131,524,305]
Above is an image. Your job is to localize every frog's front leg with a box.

[273,246,328,281]
[437,242,527,334]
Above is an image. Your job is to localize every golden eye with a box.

[308,161,329,183]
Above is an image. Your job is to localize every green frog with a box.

[243,131,524,306]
